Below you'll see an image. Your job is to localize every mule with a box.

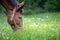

[0,0,24,30]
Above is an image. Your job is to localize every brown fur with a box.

[0,0,24,30]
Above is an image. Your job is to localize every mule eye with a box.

[19,17,22,19]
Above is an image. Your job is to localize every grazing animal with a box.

[0,0,24,30]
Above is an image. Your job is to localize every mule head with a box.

[7,1,24,31]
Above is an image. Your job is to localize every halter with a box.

[11,1,24,21]
[11,7,16,21]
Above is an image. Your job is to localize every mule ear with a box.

[16,1,24,11]
[19,1,24,9]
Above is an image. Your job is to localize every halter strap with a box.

[11,7,16,21]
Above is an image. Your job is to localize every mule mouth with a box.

[13,26,24,31]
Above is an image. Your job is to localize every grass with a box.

[0,10,60,40]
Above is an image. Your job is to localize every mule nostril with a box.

[19,17,22,19]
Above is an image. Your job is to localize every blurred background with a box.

[0,0,60,40]
[0,0,60,13]
[19,0,60,12]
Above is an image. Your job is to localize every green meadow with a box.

[0,10,60,40]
